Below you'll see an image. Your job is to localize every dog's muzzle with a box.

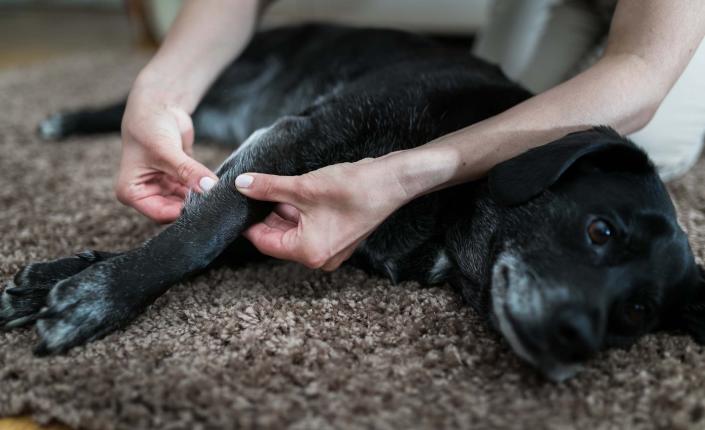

[491,252,604,381]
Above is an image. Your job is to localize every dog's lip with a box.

[503,303,544,357]
[492,261,539,353]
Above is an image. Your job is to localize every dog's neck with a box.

[444,184,502,309]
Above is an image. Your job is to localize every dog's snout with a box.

[548,307,601,363]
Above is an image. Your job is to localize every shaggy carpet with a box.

[1,54,705,430]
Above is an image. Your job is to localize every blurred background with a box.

[0,0,490,69]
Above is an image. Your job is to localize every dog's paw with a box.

[37,113,74,140]
[1,251,110,329]
[33,261,141,356]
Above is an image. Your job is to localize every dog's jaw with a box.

[490,252,582,382]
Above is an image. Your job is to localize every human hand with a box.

[235,157,412,270]
[116,88,218,223]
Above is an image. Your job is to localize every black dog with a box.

[2,25,703,380]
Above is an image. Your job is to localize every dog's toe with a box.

[35,305,88,356]
[35,315,82,356]
[34,307,121,356]
[34,278,107,355]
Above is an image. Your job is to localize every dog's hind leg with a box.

[38,102,126,141]
[36,56,286,143]
[1,250,119,328]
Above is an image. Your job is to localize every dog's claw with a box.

[1,282,40,328]
[76,250,101,263]
[4,314,37,329]
[4,287,32,297]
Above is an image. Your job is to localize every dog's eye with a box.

[587,219,613,245]
[624,302,648,327]
[610,295,658,337]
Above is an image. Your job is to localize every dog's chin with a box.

[490,253,582,382]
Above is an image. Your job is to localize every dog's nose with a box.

[548,307,601,362]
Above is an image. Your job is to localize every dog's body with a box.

[3,25,704,380]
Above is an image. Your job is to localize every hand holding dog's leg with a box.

[117,103,218,223]
[237,157,412,271]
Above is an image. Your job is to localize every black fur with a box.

[4,24,702,380]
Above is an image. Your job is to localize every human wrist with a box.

[130,63,203,114]
[382,144,462,202]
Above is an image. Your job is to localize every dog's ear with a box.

[488,126,652,206]
[680,265,705,344]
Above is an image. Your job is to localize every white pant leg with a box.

[628,37,705,182]
[473,0,561,81]
[517,0,605,92]
[473,0,604,91]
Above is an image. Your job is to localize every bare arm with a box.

[117,0,270,222]
[135,0,269,112]
[238,0,705,270]
[390,0,705,199]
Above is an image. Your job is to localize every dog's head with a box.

[463,127,703,380]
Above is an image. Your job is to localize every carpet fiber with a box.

[1,54,705,430]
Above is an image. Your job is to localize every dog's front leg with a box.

[29,113,350,354]
[29,137,289,355]
[28,115,322,354]
[31,177,273,355]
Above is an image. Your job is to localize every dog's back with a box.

[40,24,532,149]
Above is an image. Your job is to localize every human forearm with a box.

[387,0,705,201]
[133,0,265,112]
[388,54,664,199]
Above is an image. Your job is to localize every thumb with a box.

[234,173,300,203]
[162,150,218,193]
[168,106,196,156]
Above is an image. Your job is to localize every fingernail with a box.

[199,176,216,192]
[235,174,254,188]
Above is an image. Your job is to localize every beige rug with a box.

[1,54,705,430]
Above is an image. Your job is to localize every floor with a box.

[0,6,142,69]
[0,7,139,429]
[0,45,704,430]
[0,417,66,430]
[2,7,705,430]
